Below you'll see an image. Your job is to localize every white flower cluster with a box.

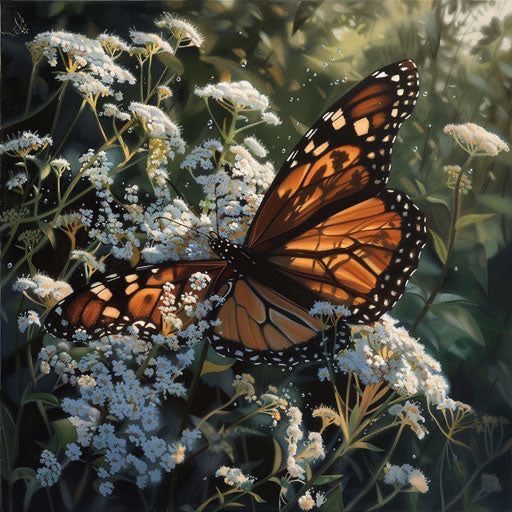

[37,269,224,495]
[337,315,450,404]
[286,407,325,481]
[444,123,509,157]
[36,450,62,487]
[215,466,254,490]
[384,463,429,493]
[195,81,270,112]
[39,342,77,382]
[17,310,41,333]
[129,30,174,55]
[97,33,130,56]
[13,273,73,306]
[298,490,327,510]
[6,172,28,191]
[0,131,52,157]
[155,13,203,48]
[29,31,135,85]
[50,157,71,175]
[102,102,131,121]
[129,103,186,154]
[389,400,428,439]
[56,71,113,102]
[71,250,106,273]
[180,139,223,172]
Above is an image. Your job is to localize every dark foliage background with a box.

[1,1,512,511]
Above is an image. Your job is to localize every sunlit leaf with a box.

[271,438,283,474]
[428,229,447,264]
[156,53,184,75]
[201,360,234,375]
[455,213,494,230]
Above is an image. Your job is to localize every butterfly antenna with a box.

[153,216,211,240]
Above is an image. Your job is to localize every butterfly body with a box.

[46,60,427,366]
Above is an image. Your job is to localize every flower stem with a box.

[24,64,37,115]
[411,153,475,334]
[166,340,210,512]
[345,425,405,511]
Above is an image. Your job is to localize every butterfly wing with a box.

[210,276,350,366]
[46,260,230,340]
[266,189,426,323]
[246,59,420,254]
[244,60,425,322]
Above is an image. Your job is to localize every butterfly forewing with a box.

[46,260,229,340]
[245,59,420,254]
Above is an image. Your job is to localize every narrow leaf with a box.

[455,213,494,230]
[22,392,59,407]
[429,229,447,264]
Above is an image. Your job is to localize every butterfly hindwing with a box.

[246,59,420,254]
[211,277,350,366]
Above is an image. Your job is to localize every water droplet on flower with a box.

[241,59,247,68]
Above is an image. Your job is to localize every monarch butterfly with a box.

[46,59,426,366]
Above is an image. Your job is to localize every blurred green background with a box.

[2,1,512,510]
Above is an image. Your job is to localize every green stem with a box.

[411,153,475,333]
[2,87,63,131]
[279,442,352,512]
[51,100,86,158]
[166,340,210,512]
[24,64,38,115]
[50,82,69,137]
[345,425,405,511]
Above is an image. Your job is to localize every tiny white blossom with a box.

[444,123,509,157]
[195,81,269,112]
[155,13,203,48]
[18,310,41,332]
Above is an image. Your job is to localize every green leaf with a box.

[292,0,323,34]
[429,229,447,264]
[11,467,36,483]
[22,393,59,407]
[52,418,77,449]
[455,213,494,230]
[271,438,283,474]
[201,360,234,375]
[320,483,344,512]
[156,53,184,75]
[315,474,343,485]
[431,304,485,346]
[425,9,441,58]
[0,400,17,481]
[350,441,384,453]
[477,194,512,216]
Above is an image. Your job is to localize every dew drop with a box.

[423,91,428,97]
[7,262,12,268]
[176,76,181,82]
[241,59,247,68]
[342,76,347,83]
[454,266,459,271]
